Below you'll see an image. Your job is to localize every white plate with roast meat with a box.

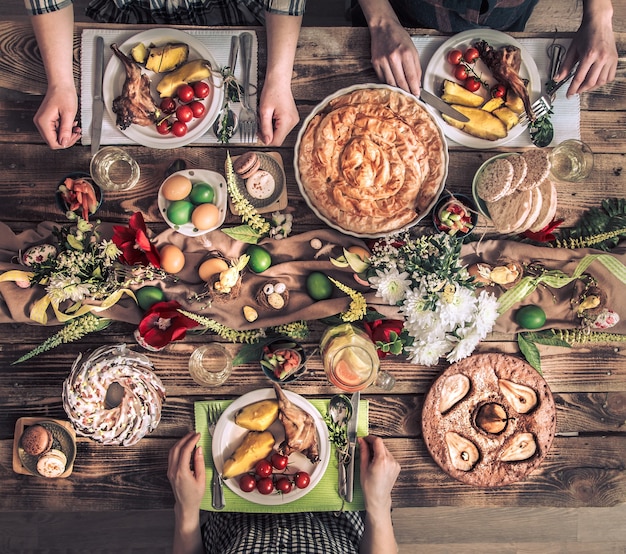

[423,29,541,149]
[212,388,330,505]
[103,28,223,149]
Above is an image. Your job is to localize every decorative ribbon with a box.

[497,253,626,315]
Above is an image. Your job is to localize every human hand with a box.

[167,432,206,515]
[258,82,300,147]
[369,21,422,96]
[358,435,401,515]
[33,84,81,149]
[556,12,617,96]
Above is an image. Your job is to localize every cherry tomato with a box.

[464,77,481,92]
[255,459,273,478]
[192,81,211,99]
[159,97,176,114]
[176,84,195,103]
[156,120,171,135]
[446,49,463,65]
[275,477,293,494]
[491,84,507,98]
[271,452,289,471]
[175,105,193,123]
[256,477,274,495]
[454,65,468,81]
[239,474,256,493]
[189,100,205,119]
[171,121,188,137]
[464,47,480,64]
[294,471,310,489]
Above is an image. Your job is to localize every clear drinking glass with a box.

[549,139,594,182]
[321,323,395,392]
[90,146,140,191]
[189,344,232,386]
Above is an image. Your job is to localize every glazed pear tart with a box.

[296,85,448,237]
[422,353,556,487]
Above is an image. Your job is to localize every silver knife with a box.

[91,36,105,156]
[421,89,469,122]
[345,390,360,503]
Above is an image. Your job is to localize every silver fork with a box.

[238,32,257,143]
[518,66,577,125]
[207,404,225,510]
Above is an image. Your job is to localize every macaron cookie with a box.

[245,170,276,200]
[36,448,67,478]
[233,152,261,180]
[20,424,53,456]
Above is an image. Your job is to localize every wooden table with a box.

[0,22,625,512]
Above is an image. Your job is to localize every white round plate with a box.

[423,29,541,149]
[158,169,227,236]
[212,388,330,505]
[294,83,449,239]
[103,28,223,149]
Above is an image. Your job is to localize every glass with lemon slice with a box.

[321,324,395,392]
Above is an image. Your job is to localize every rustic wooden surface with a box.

[0,21,625,520]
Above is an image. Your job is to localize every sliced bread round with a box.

[514,185,543,233]
[529,179,558,232]
[476,157,514,202]
[518,149,551,190]
[507,154,528,193]
[486,188,533,233]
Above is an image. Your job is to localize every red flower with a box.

[135,300,197,351]
[521,218,564,243]
[364,319,405,359]
[113,212,161,267]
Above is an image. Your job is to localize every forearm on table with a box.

[358,0,402,28]
[263,12,302,89]
[360,509,398,554]
[30,4,76,90]
[172,505,204,554]
[582,0,614,23]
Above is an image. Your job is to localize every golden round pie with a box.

[422,353,556,487]
[296,85,448,236]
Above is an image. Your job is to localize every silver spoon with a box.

[213,35,240,142]
[329,394,353,500]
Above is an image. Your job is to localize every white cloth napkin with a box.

[414,36,579,147]
[80,28,258,146]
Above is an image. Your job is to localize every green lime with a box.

[246,245,272,273]
[135,286,166,311]
[515,305,547,329]
[189,182,215,204]
[167,200,194,225]
[306,271,333,300]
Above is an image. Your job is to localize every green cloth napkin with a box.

[194,398,368,513]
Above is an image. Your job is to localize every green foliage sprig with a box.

[178,308,265,343]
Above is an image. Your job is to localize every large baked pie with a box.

[296,86,448,236]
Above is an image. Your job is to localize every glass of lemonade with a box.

[321,324,395,392]
[549,139,594,182]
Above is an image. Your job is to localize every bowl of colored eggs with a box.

[158,169,227,236]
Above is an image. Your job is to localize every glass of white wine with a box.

[549,139,594,182]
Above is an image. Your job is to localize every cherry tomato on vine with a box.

[446,49,463,65]
[275,477,293,494]
[159,97,176,114]
[294,471,310,489]
[271,452,289,471]
[192,81,211,99]
[464,77,481,92]
[454,65,468,81]
[189,101,206,119]
[239,474,256,493]
[255,459,273,478]
[156,120,171,135]
[491,84,507,98]
[176,104,194,123]
[176,84,195,103]
[171,121,188,137]
[464,47,480,63]
[256,477,274,495]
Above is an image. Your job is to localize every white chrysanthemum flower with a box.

[405,338,452,366]
[474,290,500,337]
[436,284,477,331]
[47,277,91,303]
[447,326,481,363]
[369,267,411,305]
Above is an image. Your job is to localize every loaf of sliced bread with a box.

[518,149,551,190]
[476,157,514,202]
[508,154,528,193]
[514,186,543,233]
[529,179,558,232]
[486,188,533,233]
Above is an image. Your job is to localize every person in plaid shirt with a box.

[353,0,618,100]
[168,431,401,554]
[24,0,304,149]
